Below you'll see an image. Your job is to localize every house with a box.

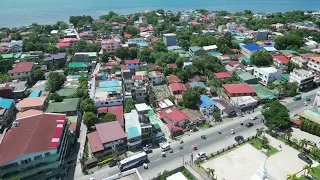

[230,96,258,110]
[9,40,23,52]
[250,84,276,102]
[203,45,218,52]
[0,83,14,99]
[101,40,122,54]
[8,62,34,81]
[223,83,256,98]
[167,64,177,69]
[215,72,231,79]
[158,108,191,136]
[0,113,71,180]
[163,33,177,46]
[125,110,142,150]
[148,71,164,85]
[56,88,77,98]
[169,83,186,95]
[0,98,17,127]
[290,56,308,68]
[17,96,48,112]
[10,80,27,99]
[87,121,127,158]
[255,30,269,41]
[273,55,288,67]
[211,97,236,117]
[167,75,181,84]
[188,75,206,82]
[74,52,98,62]
[238,72,259,84]
[97,106,124,128]
[253,67,282,86]
[289,69,316,89]
[44,53,67,64]
[263,47,278,55]
[46,98,80,116]
[68,62,89,72]
[241,43,262,58]
[307,57,320,73]
[187,81,206,89]
[125,59,140,66]
[226,22,237,30]
[199,95,216,116]
[94,80,123,107]
[189,46,206,57]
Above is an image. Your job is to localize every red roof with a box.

[107,106,124,127]
[215,72,231,79]
[98,107,108,114]
[273,55,288,64]
[56,42,70,48]
[167,64,177,69]
[121,65,129,70]
[148,64,160,71]
[8,62,34,74]
[132,75,144,80]
[169,83,186,92]
[158,108,189,124]
[87,131,104,153]
[229,61,240,66]
[167,75,181,84]
[223,83,256,94]
[124,33,131,38]
[0,113,66,164]
[151,37,159,42]
[125,59,140,64]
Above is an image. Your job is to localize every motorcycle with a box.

[179,146,183,149]
[180,140,184,144]
[218,131,222,134]
[170,149,174,153]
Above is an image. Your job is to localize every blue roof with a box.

[0,98,13,109]
[190,81,207,89]
[106,87,117,92]
[243,43,262,51]
[128,65,136,69]
[137,42,148,47]
[199,95,215,108]
[28,91,41,98]
[127,126,141,139]
[99,80,120,88]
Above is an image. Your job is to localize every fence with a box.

[189,163,211,180]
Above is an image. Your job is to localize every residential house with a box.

[17,96,48,112]
[0,98,17,127]
[0,113,71,180]
[226,22,237,30]
[290,56,308,68]
[74,52,98,62]
[203,45,218,52]
[169,83,186,95]
[215,72,231,80]
[101,40,121,54]
[289,69,316,89]
[44,53,67,65]
[238,72,259,84]
[125,59,140,67]
[9,40,23,52]
[307,57,320,73]
[93,80,123,107]
[87,121,127,158]
[250,84,277,102]
[199,95,216,116]
[273,55,288,67]
[46,98,80,116]
[10,80,27,99]
[56,88,77,98]
[241,43,262,58]
[163,33,177,46]
[97,106,124,128]
[230,96,258,110]
[167,75,181,84]
[255,30,269,41]
[188,75,206,82]
[223,83,256,98]
[186,81,206,89]
[189,46,206,57]
[253,67,282,86]
[68,62,89,73]
[158,108,191,136]
[8,62,34,81]
[148,71,164,85]
[0,84,14,99]
[167,64,177,69]
[125,110,142,150]
[263,47,278,55]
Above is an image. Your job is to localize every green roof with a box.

[238,57,251,63]
[148,110,161,130]
[189,46,202,52]
[68,62,88,68]
[281,74,289,81]
[56,88,76,97]
[14,52,22,59]
[272,79,283,86]
[1,53,14,59]
[279,50,299,55]
[299,109,320,125]
[238,72,256,81]
[46,98,80,113]
[250,84,276,100]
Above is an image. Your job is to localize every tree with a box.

[0,74,11,83]
[47,45,59,53]
[193,86,206,95]
[83,112,96,128]
[124,99,136,113]
[260,135,270,149]
[101,113,116,123]
[287,60,299,73]
[46,72,66,92]
[286,174,298,180]
[299,139,308,148]
[175,58,184,69]
[137,48,154,63]
[206,168,215,179]
[148,86,157,107]
[213,112,222,122]
[243,38,254,44]
[50,92,63,102]
[303,164,315,177]
[168,95,175,104]
[275,34,303,50]
[0,57,14,74]
[80,98,97,113]
[256,127,264,137]
[152,41,168,53]
[33,69,45,81]
[125,25,139,37]
[284,130,292,141]
[251,51,273,66]
[101,53,110,62]
[182,89,200,109]
[262,101,290,130]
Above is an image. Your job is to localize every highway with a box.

[76,89,318,180]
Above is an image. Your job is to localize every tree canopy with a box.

[182,88,200,109]
[251,51,273,66]
[262,100,290,130]
[46,72,66,92]
[274,34,303,50]
[101,113,117,123]
[83,112,97,128]
[124,99,136,113]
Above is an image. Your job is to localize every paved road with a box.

[76,89,319,180]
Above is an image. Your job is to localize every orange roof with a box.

[18,97,47,109]
[311,57,320,62]
[16,109,43,119]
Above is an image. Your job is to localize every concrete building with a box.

[17,96,48,112]
[223,84,256,98]
[226,22,237,30]
[148,71,164,85]
[93,80,123,107]
[0,113,71,180]
[139,16,147,24]
[130,75,148,103]
[101,40,122,54]
[255,30,269,41]
[307,57,320,73]
[135,103,153,144]
[253,67,282,86]
[290,56,308,68]
[8,62,34,81]
[289,69,315,89]
[0,98,17,127]
[74,52,98,62]
[163,33,177,46]
[241,44,262,58]
[199,95,216,116]
[189,46,206,57]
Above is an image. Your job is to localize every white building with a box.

[313,89,320,108]
[148,71,164,85]
[139,16,147,24]
[290,56,308,68]
[307,57,320,73]
[253,67,282,85]
[289,69,315,89]
[230,96,258,110]
[199,95,216,116]
[93,80,123,107]
[226,22,237,30]
[124,110,142,150]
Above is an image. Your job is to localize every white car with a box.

[196,152,207,160]
[250,116,257,120]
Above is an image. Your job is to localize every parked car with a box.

[307,140,316,146]
[235,135,244,142]
[246,122,254,127]
[108,160,117,167]
[298,153,312,164]
[250,116,258,120]
[196,152,207,160]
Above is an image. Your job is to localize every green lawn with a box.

[197,123,209,129]
[249,138,279,157]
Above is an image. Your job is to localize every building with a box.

[46,98,80,116]
[253,67,282,86]
[199,95,216,116]
[238,72,259,84]
[203,45,218,52]
[307,57,320,73]
[241,44,262,58]
[124,59,140,67]
[87,121,127,158]
[93,80,123,107]
[0,98,17,127]
[163,33,177,46]
[226,22,237,30]
[169,83,186,95]
[44,53,67,64]
[56,88,77,98]
[139,16,147,24]
[74,52,98,62]
[223,83,256,98]
[290,56,308,68]
[189,46,206,57]
[135,103,153,144]
[250,84,276,102]
[215,72,231,79]
[0,83,14,99]
[17,96,48,112]
[125,110,142,150]
[230,96,258,110]
[68,62,89,72]
[158,108,191,136]
[273,55,288,67]
[8,62,34,81]
[289,69,315,89]
[101,40,122,54]
[255,30,269,41]
[0,113,70,180]
[148,71,164,85]
[167,75,181,84]
[97,106,124,128]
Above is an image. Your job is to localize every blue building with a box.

[241,43,262,58]
[163,33,177,47]
[199,95,216,116]
[0,98,17,127]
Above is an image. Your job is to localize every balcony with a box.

[127,139,142,146]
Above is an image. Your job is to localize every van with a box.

[160,143,170,151]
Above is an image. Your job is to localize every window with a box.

[18,73,20,75]
[26,72,28,74]
[34,155,42,160]
[45,152,50,157]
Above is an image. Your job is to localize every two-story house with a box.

[148,71,164,85]
[199,95,216,116]
[0,98,17,127]
[17,96,48,112]
[253,67,282,86]
[101,40,122,54]
[8,62,34,82]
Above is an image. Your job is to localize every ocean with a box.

[0,0,319,28]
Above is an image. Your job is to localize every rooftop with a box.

[169,83,186,92]
[16,109,43,120]
[163,33,176,37]
[203,45,218,51]
[256,67,279,74]
[199,95,216,108]
[273,55,288,64]
[107,106,124,127]
[44,53,66,61]
[125,59,140,64]
[215,72,231,79]
[0,98,13,110]
[223,83,256,94]
[8,62,34,74]
[158,108,189,124]
[135,103,151,112]
[99,80,121,88]
[68,62,88,68]
[250,84,276,100]
[46,98,79,113]
[0,113,66,164]
[124,110,141,139]
[238,72,257,81]
[56,88,77,97]
[189,46,203,52]
[167,75,181,84]
[243,43,262,51]
[18,96,47,109]
[189,81,207,89]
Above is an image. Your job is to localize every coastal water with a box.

[0,0,319,28]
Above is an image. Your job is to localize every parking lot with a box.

[291,127,320,148]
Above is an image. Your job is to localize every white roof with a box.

[166,172,188,180]
[135,103,151,112]
[163,33,176,37]
[263,47,277,52]
[203,45,218,51]
[256,67,278,74]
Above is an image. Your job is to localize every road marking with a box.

[153,158,161,162]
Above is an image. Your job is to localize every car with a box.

[304,102,308,106]
[196,152,207,160]
[250,116,258,120]
[307,140,316,146]
[298,153,313,164]
[235,135,244,142]
[108,160,117,167]
[246,122,254,127]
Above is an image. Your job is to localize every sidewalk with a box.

[73,123,88,179]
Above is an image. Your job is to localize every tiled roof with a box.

[18,97,46,109]
[215,72,231,79]
[87,131,104,153]
[8,62,34,74]
[169,83,186,92]
[273,55,288,64]
[0,113,66,164]
[158,108,189,124]
[223,83,256,94]
[167,75,181,84]
[124,59,140,64]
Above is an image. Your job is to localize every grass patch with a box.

[197,123,209,129]
[249,138,279,157]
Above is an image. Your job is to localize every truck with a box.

[306,96,311,102]
[293,94,302,101]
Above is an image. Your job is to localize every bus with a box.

[118,152,148,171]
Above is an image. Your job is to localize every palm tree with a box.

[286,173,298,180]
[303,164,315,177]
[299,139,308,148]
[284,130,292,141]
[310,146,319,155]
[256,127,264,138]
[292,138,298,146]
[261,135,270,149]
[206,168,215,179]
